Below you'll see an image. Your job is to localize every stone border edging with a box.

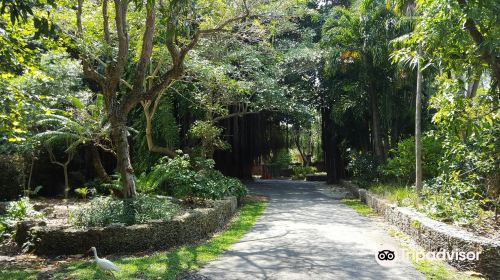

[340,180,500,279]
[23,197,238,256]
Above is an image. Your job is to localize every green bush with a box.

[269,150,293,169]
[0,155,25,201]
[421,174,487,225]
[69,195,181,227]
[380,136,443,183]
[0,197,43,241]
[138,154,248,200]
[346,149,379,186]
[291,166,317,180]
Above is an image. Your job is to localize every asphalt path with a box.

[187,180,424,280]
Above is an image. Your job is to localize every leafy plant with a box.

[0,197,43,241]
[291,166,317,180]
[74,187,89,199]
[189,121,229,158]
[380,136,443,184]
[346,149,379,186]
[69,195,181,228]
[138,154,247,200]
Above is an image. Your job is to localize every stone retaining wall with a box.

[341,181,500,279]
[23,197,238,256]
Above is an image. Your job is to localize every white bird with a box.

[89,246,120,275]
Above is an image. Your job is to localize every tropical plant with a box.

[0,197,43,241]
[69,195,181,227]
[140,154,247,200]
[75,187,89,199]
[381,136,443,183]
[35,94,113,197]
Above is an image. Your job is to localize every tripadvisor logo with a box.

[374,245,400,267]
[374,244,481,267]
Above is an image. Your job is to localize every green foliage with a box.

[268,149,293,171]
[369,184,418,207]
[422,175,486,225]
[189,120,229,158]
[69,195,181,228]
[36,93,110,154]
[346,149,379,186]
[291,166,317,180]
[74,187,89,199]
[0,197,43,241]
[381,136,443,183]
[1,52,87,151]
[341,199,375,216]
[133,95,180,174]
[139,154,247,200]
[0,154,25,200]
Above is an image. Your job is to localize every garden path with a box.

[186,180,423,280]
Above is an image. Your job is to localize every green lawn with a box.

[341,198,375,216]
[0,201,267,280]
[387,229,484,280]
[342,197,484,280]
[369,183,418,207]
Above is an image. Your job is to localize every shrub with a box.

[69,195,181,227]
[0,155,25,201]
[74,187,89,199]
[346,149,379,186]
[0,197,43,241]
[380,136,443,183]
[138,154,248,200]
[291,166,317,180]
[421,174,486,225]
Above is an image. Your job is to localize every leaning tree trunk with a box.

[88,145,111,183]
[110,119,137,198]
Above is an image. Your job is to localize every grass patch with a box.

[341,199,375,216]
[0,201,267,280]
[369,184,417,207]
[0,268,37,280]
[386,228,484,280]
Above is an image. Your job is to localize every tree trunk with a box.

[369,83,384,162]
[415,48,423,199]
[63,165,69,199]
[321,108,340,184]
[111,120,137,198]
[467,76,480,98]
[294,130,308,167]
[89,145,111,183]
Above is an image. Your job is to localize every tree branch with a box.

[77,0,106,87]
[102,0,110,43]
[456,0,500,83]
[142,100,177,158]
[143,11,262,109]
[109,0,129,91]
[213,111,259,122]
[122,3,156,114]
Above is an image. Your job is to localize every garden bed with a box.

[341,180,500,279]
[14,197,238,256]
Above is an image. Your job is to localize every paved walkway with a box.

[190,180,423,280]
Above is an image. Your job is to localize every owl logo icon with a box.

[377,250,395,261]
